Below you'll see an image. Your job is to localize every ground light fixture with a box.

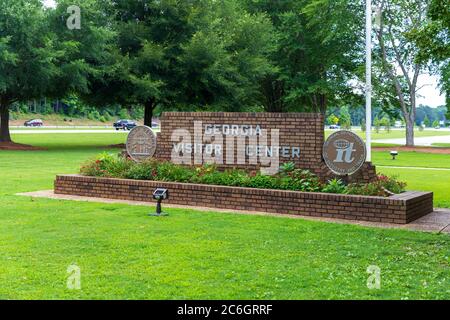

[390,151,399,160]
[150,188,169,216]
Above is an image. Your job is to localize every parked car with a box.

[329,125,340,130]
[24,119,44,127]
[113,119,137,131]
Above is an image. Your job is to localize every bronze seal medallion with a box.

[126,125,157,162]
[322,130,366,175]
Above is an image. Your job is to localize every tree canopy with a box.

[0,0,447,145]
[85,0,276,126]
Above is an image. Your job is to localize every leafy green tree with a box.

[48,0,117,116]
[374,116,381,133]
[381,116,391,132]
[0,0,55,142]
[339,106,352,130]
[327,114,339,125]
[0,0,113,143]
[408,0,449,116]
[423,115,431,127]
[243,0,365,114]
[373,0,430,146]
[432,120,440,128]
[89,0,276,126]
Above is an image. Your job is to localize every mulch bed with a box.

[0,142,46,151]
[107,143,125,149]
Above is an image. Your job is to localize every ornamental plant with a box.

[80,154,406,197]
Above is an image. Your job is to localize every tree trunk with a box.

[0,101,12,143]
[262,78,284,113]
[405,116,414,147]
[144,99,155,127]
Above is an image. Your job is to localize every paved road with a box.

[11,129,129,134]
[373,135,450,146]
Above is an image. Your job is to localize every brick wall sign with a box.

[55,175,434,224]
[151,112,376,182]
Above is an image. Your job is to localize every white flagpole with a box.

[365,0,372,162]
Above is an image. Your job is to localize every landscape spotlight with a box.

[390,151,398,160]
[150,188,169,216]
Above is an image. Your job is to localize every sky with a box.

[416,74,445,108]
[43,0,56,8]
[41,0,445,108]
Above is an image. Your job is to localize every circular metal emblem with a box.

[126,126,157,162]
[322,130,366,175]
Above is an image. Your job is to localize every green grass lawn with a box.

[325,129,450,140]
[0,133,448,299]
[377,167,450,209]
[372,151,450,169]
[372,151,450,208]
[432,143,450,148]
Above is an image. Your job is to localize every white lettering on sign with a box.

[171,121,299,175]
[172,143,300,158]
[204,124,262,136]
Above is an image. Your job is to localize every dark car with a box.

[24,119,44,127]
[329,124,340,130]
[151,121,159,128]
[113,119,137,131]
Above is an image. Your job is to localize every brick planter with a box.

[54,174,433,224]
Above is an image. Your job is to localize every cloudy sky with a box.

[43,0,56,7]
[42,0,445,107]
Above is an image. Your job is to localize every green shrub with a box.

[155,161,195,182]
[346,182,386,197]
[124,161,156,180]
[377,174,406,194]
[322,179,347,194]
[286,169,323,192]
[80,155,406,197]
[246,174,279,189]
[279,162,295,175]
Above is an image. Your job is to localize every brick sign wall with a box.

[55,175,433,224]
[154,112,376,182]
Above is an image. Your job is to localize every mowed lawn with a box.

[0,133,449,299]
[325,128,450,140]
[373,151,450,169]
[372,151,450,208]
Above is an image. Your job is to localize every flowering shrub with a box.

[377,174,407,194]
[80,154,406,196]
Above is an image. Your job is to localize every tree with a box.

[327,114,339,126]
[0,0,56,143]
[339,106,352,130]
[373,0,430,146]
[432,120,440,128]
[381,116,391,132]
[423,115,431,127]
[408,0,449,117]
[374,116,381,133]
[47,0,116,107]
[243,0,365,115]
[89,0,276,126]
[0,0,113,144]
